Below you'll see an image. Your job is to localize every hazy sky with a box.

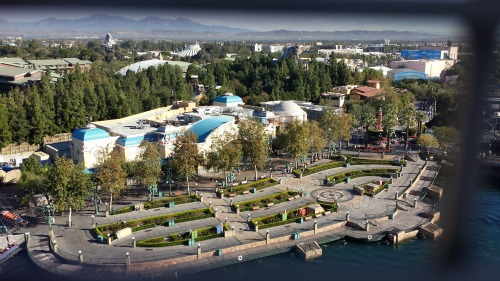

[0,7,466,35]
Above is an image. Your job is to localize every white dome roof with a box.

[116,59,168,76]
[273,101,305,117]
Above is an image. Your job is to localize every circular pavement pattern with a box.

[310,188,354,203]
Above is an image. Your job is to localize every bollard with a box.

[107,234,112,245]
[214,208,218,218]
[125,252,130,268]
[414,199,418,208]
[365,221,370,232]
[197,244,202,259]
[266,230,270,244]
[346,211,350,221]
[390,177,394,184]
[132,237,136,248]
[247,214,251,222]
[314,220,318,234]
[53,241,58,253]
[255,222,259,232]
[78,250,83,264]
[394,192,398,200]
[403,193,408,199]
[232,226,235,237]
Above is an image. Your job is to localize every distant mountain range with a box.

[0,13,448,41]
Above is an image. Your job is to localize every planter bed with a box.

[95,207,214,241]
[110,194,199,215]
[136,224,230,247]
[232,191,299,212]
[219,178,278,196]
[326,168,399,184]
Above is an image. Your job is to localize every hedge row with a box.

[292,161,345,177]
[143,194,200,209]
[137,224,229,247]
[220,178,278,196]
[111,195,200,215]
[346,156,407,167]
[327,168,398,182]
[233,191,300,212]
[95,207,213,237]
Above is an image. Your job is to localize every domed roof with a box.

[116,59,168,76]
[72,127,110,141]
[187,116,233,143]
[213,94,243,105]
[273,101,305,116]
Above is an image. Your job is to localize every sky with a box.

[0,6,466,36]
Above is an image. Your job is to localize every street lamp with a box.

[91,215,94,226]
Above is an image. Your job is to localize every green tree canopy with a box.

[94,150,128,213]
[172,131,203,193]
[237,119,268,171]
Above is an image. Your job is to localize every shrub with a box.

[221,178,278,195]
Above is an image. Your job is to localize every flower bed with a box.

[232,191,299,212]
[95,207,214,240]
[219,178,278,196]
[136,224,230,247]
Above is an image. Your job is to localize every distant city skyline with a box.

[0,7,465,36]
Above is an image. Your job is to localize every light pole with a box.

[91,215,94,226]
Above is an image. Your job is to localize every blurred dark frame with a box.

[3,0,500,280]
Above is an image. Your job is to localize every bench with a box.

[232,182,240,187]
[324,211,331,215]
[241,180,248,184]
[252,206,260,210]
[172,191,184,196]
[266,203,274,207]
[288,197,294,201]
[229,193,237,197]
[242,191,250,195]
[304,216,313,221]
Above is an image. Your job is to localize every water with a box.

[2,187,500,281]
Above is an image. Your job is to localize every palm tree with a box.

[415,111,428,136]
[360,104,377,148]
[401,105,416,151]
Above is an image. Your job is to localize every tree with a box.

[381,106,399,150]
[136,140,162,186]
[18,156,48,208]
[415,111,428,136]
[94,150,127,213]
[45,157,92,226]
[434,126,459,152]
[283,119,310,168]
[237,119,268,171]
[308,120,325,161]
[0,100,12,149]
[204,131,242,173]
[417,133,440,154]
[400,104,416,151]
[319,109,353,152]
[172,131,202,194]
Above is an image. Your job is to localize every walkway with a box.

[13,156,439,280]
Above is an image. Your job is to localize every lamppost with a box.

[44,204,55,229]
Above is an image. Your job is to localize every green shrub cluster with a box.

[137,224,228,247]
[111,206,133,215]
[143,194,199,209]
[235,191,299,212]
[346,156,407,167]
[292,161,345,177]
[327,168,398,182]
[96,208,213,237]
[221,178,278,195]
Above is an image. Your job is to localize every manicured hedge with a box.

[111,195,200,215]
[220,178,278,196]
[137,224,230,247]
[96,207,213,237]
[346,156,407,167]
[327,168,398,182]
[292,161,345,177]
[111,206,133,215]
[233,191,299,212]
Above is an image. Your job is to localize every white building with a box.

[390,59,456,78]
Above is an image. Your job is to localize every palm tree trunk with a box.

[110,193,113,214]
[68,206,72,227]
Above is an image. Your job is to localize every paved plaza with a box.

[4,153,440,280]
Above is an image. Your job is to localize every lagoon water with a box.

[2,187,500,281]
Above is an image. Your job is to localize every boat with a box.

[0,243,20,263]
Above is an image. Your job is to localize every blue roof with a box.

[117,134,158,147]
[187,116,233,143]
[391,70,428,82]
[213,95,243,104]
[72,127,110,141]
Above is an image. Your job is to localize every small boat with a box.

[0,243,19,262]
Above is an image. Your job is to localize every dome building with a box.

[212,93,244,108]
[272,100,307,128]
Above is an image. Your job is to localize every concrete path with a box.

[13,156,439,280]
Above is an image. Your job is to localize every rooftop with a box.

[117,59,191,76]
